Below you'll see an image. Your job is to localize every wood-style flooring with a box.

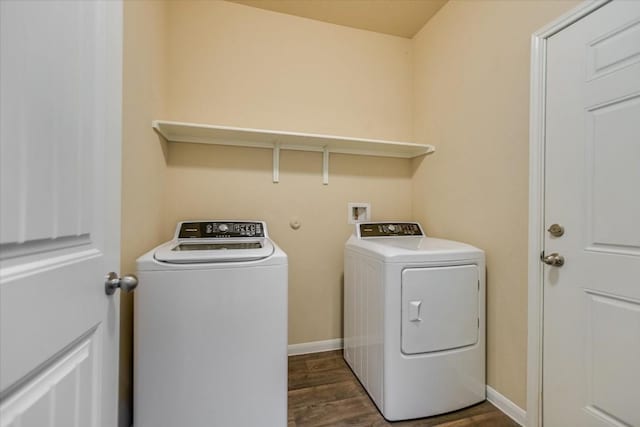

[288,350,519,427]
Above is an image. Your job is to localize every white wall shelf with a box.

[152,120,435,184]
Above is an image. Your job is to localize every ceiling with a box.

[227,0,448,38]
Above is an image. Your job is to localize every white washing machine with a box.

[135,220,287,427]
[344,222,485,421]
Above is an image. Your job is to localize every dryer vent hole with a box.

[348,203,371,224]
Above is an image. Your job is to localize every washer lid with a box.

[154,238,275,263]
[346,235,483,263]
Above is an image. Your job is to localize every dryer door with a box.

[401,265,479,354]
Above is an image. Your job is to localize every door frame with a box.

[526,1,610,426]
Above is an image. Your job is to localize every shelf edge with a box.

[152,120,435,159]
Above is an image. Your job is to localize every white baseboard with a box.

[288,338,343,356]
[486,385,526,426]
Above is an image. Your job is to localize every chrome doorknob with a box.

[105,272,138,295]
[541,253,565,267]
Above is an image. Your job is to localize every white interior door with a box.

[0,1,123,426]
[543,1,640,426]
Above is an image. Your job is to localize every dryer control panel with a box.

[358,222,424,238]
[177,221,266,239]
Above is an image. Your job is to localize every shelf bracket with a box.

[273,143,280,183]
[322,147,329,185]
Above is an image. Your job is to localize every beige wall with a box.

[121,1,168,424]
[166,0,413,141]
[411,0,579,408]
[162,1,416,345]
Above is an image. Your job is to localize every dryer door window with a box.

[401,265,479,354]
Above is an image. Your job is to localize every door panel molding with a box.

[0,248,101,283]
[586,17,640,81]
[585,92,640,255]
[0,235,93,263]
[0,325,99,401]
[527,2,611,427]
[585,291,640,426]
[0,327,101,427]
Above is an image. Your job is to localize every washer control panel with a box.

[358,222,424,238]
[178,221,266,239]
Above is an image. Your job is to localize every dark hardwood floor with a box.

[288,350,519,427]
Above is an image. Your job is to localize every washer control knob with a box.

[218,224,228,232]
[388,224,396,232]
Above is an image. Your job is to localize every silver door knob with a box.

[541,253,565,267]
[105,272,138,295]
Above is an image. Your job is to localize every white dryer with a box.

[344,222,485,421]
[135,221,287,427]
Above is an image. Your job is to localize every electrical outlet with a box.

[348,202,371,224]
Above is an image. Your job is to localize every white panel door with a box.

[543,1,640,426]
[0,1,123,427]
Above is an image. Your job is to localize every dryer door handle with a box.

[408,300,422,322]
